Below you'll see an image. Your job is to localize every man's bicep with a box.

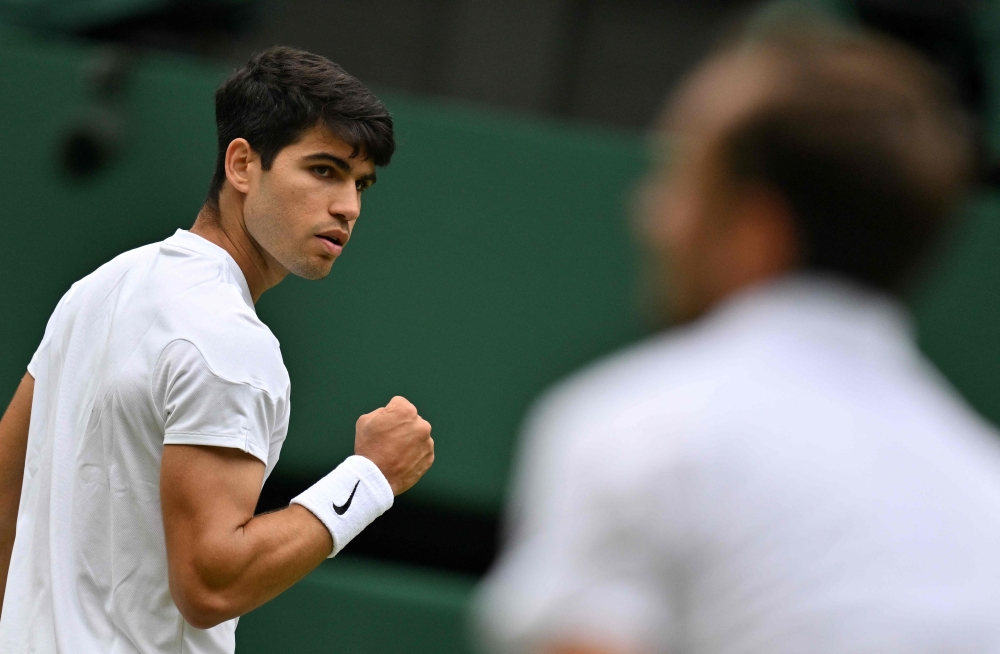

[161,444,265,530]
[160,445,265,569]
[160,444,266,624]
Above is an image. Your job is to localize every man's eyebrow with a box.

[303,152,351,172]
[302,152,377,183]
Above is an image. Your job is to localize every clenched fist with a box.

[354,396,434,496]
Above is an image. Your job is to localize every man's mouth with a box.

[316,234,344,255]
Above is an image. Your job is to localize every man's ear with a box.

[224,138,257,195]
[736,183,801,278]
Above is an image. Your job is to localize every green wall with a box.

[3,22,1000,654]
[0,26,645,511]
[913,195,1000,417]
[2,26,1000,515]
[235,557,475,654]
[256,99,646,510]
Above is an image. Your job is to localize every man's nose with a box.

[330,185,361,221]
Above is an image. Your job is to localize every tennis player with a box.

[477,16,1000,654]
[0,46,434,653]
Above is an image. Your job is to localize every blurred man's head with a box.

[640,13,973,324]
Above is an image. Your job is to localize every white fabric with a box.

[291,454,394,557]
[0,230,291,654]
[476,275,1000,654]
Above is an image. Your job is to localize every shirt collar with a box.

[164,229,255,309]
[706,273,916,361]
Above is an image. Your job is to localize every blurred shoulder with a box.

[530,321,740,438]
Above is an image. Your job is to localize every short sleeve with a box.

[475,386,681,654]
[152,339,288,465]
[27,285,76,378]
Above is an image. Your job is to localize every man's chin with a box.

[286,257,335,281]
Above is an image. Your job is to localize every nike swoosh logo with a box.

[333,480,360,515]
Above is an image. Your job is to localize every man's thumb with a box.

[356,409,379,431]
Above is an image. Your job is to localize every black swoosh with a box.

[333,480,360,515]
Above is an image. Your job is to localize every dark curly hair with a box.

[206,46,395,209]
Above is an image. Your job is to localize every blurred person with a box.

[0,46,434,653]
[476,13,1000,654]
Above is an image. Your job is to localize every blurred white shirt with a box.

[476,275,1000,654]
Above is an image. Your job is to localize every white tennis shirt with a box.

[477,275,1000,653]
[0,230,291,654]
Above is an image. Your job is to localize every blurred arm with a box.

[0,374,33,615]
[545,645,642,654]
[160,444,332,629]
[476,386,674,654]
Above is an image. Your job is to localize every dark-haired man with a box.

[0,47,433,653]
[477,18,1000,654]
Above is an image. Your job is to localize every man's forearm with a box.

[161,444,336,629]
[169,503,331,628]
[162,395,433,630]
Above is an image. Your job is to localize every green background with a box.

[2,23,1000,653]
[0,26,646,511]
[235,558,476,654]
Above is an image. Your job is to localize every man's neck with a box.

[190,197,287,303]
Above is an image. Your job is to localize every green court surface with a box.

[236,557,476,654]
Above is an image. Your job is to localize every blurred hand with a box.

[354,396,434,496]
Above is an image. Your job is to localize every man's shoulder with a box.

[160,284,288,398]
[537,324,738,427]
[69,233,219,305]
[70,241,162,294]
[130,238,289,398]
[519,317,796,482]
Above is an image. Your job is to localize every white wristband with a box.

[290,455,394,558]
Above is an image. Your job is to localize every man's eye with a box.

[356,180,371,192]
[312,166,332,177]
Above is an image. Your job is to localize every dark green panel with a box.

[3,26,1000,514]
[235,557,475,654]
[0,27,646,511]
[253,98,647,509]
[0,28,223,395]
[912,193,1000,426]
